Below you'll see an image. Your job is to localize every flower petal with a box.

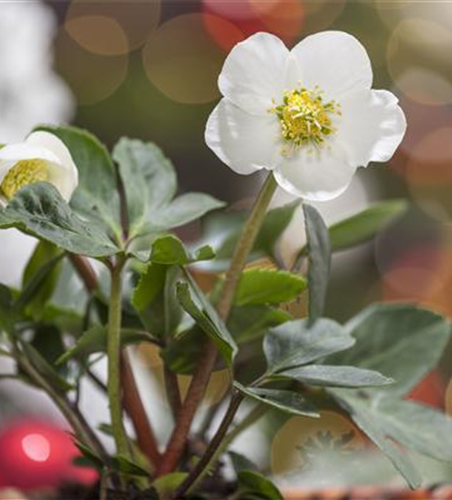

[291,31,373,100]
[26,131,79,201]
[338,89,407,166]
[274,142,356,201]
[205,98,281,175]
[218,32,289,115]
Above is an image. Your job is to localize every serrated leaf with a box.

[330,303,451,397]
[176,279,237,365]
[331,391,422,489]
[329,200,408,252]
[228,305,291,343]
[278,365,392,388]
[150,234,215,265]
[237,471,283,500]
[36,125,121,238]
[234,382,319,417]
[264,319,354,374]
[232,269,306,307]
[303,204,331,321]
[0,183,119,257]
[57,325,151,364]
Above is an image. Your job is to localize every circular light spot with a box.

[270,411,364,476]
[55,28,128,105]
[142,13,228,104]
[21,434,51,463]
[66,0,161,52]
[65,15,128,56]
[202,12,245,52]
[257,0,304,43]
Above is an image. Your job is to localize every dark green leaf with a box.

[112,454,150,477]
[234,382,319,417]
[278,365,392,388]
[132,263,182,338]
[237,471,283,500]
[329,200,408,252]
[228,305,291,343]
[229,451,259,473]
[0,182,119,257]
[36,125,121,238]
[153,472,188,497]
[264,319,354,374]
[303,204,331,321]
[74,440,104,469]
[0,284,18,333]
[330,303,451,397]
[150,235,215,265]
[331,391,422,489]
[161,327,204,375]
[176,279,237,365]
[57,325,151,364]
[232,269,306,306]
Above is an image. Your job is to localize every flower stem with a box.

[108,256,130,458]
[157,173,278,476]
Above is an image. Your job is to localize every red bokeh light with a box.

[0,420,98,492]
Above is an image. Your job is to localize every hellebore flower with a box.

[205,31,406,201]
[0,130,78,205]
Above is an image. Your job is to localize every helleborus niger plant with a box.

[0,31,451,500]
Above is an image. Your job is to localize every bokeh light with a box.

[271,411,364,476]
[66,0,161,53]
[55,27,128,105]
[21,434,51,463]
[142,13,238,104]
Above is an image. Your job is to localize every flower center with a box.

[0,159,49,200]
[272,86,341,155]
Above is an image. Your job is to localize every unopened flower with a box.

[0,131,78,205]
[205,31,406,201]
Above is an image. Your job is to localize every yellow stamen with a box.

[271,85,341,156]
[1,159,49,200]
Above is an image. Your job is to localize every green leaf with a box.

[112,454,150,477]
[132,263,182,338]
[153,472,188,497]
[57,325,151,364]
[21,341,73,392]
[150,234,215,265]
[228,305,291,344]
[303,204,331,321]
[36,125,121,238]
[199,201,300,271]
[229,452,259,473]
[331,391,422,489]
[161,327,204,375]
[264,319,354,374]
[73,440,104,469]
[144,193,225,234]
[234,382,319,417]
[113,138,177,237]
[176,279,237,365]
[0,284,18,333]
[329,200,408,252]
[232,269,306,306]
[18,242,63,318]
[330,303,451,397]
[278,365,393,388]
[0,182,119,257]
[237,470,283,500]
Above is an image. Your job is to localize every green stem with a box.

[108,255,130,458]
[177,400,268,497]
[157,173,278,477]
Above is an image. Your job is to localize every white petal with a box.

[26,131,79,201]
[274,142,356,201]
[205,98,281,175]
[291,31,373,100]
[218,32,289,115]
[338,89,406,166]
[0,142,59,184]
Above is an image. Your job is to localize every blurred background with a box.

[2,0,452,494]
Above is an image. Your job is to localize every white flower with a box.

[205,31,406,201]
[0,131,79,205]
